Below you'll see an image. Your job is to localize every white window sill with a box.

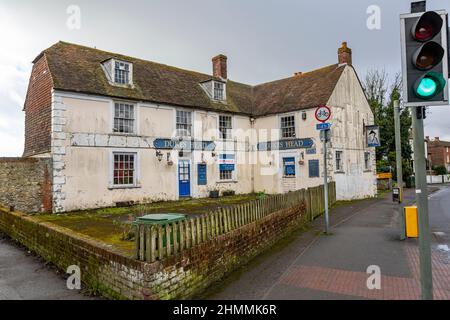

[108,184,141,190]
[216,180,238,184]
[108,82,135,89]
[334,171,345,174]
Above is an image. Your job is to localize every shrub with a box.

[433,165,448,175]
[222,190,235,197]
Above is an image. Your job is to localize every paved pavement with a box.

[208,186,450,300]
[0,234,94,300]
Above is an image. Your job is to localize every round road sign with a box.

[315,105,331,123]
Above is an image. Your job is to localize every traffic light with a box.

[400,10,449,106]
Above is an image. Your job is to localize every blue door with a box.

[178,160,191,197]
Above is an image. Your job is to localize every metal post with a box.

[412,106,433,300]
[394,100,405,240]
[323,129,330,234]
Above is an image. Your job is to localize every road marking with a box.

[437,245,450,252]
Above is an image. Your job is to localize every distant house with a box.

[426,136,450,172]
[23,41,377,212]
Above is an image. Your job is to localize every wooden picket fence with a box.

[134,182,336,262]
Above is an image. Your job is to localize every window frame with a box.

[218,153,236,182]
[110,151,139,189]
[218,114,233,141]
[175,109,193,138]
[110,59,133,86]
[282,157,296,178]
[113,102,136,134]
[280,114,296,139]
[335,150,344,172]
[364,152,371,171]
[213,81,225,101]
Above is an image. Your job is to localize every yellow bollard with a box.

[404,206,419,238]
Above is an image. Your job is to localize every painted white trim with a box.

[108,149,141,189]
[54,90,111,103]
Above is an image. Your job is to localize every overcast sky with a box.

[1,0,450,156]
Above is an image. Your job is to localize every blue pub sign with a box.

[153,139,216,151]
[257,138,314,151]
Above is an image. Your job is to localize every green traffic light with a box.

[414,72,447,100]
[416,77,437,97]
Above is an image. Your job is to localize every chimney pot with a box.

[212,54,227,79]
[294,72,303,77]
[338,41,352,65]
[435,137,440,141]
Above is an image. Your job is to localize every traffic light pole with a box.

[412,106,433,300]
[394,100,405,240]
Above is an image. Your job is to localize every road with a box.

[0,234,94,300]
[207,185,450,300]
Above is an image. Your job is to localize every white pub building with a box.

[23,41,377,212]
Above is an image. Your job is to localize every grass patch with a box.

[35,193,260,257]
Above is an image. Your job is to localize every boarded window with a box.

[309,160,320,178]
[283,157,296,177]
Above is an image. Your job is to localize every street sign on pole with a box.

[315,105,331,123]
[316,123,331,131]
[315,105,331,235]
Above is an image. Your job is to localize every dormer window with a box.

[214,81,224,100]
[114,61,130,85]
[102,58,133,86]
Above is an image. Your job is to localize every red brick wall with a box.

[428,141,450,168]
[23,55,53,157]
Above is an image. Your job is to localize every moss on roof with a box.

[40,41,346,116]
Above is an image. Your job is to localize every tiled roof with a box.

[39,41,346,117]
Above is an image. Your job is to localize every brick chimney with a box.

[212,54,227,79]
[338,42,352,65]
[435,137,440,141]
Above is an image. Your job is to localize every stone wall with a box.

[0,158,52,213]
[0,198,311,300]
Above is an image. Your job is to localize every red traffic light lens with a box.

[412,11,443,42]
[412,41,445,70]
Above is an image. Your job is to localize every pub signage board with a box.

[257,138,314,151]
[153,139,216,151]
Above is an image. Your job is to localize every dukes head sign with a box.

[257,138,314,151]
[153,138,216,151]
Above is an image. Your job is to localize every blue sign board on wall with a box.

[153,139,215,151]
[219,154,235,171]
[197,164,207,185]
[257,138,314,151]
